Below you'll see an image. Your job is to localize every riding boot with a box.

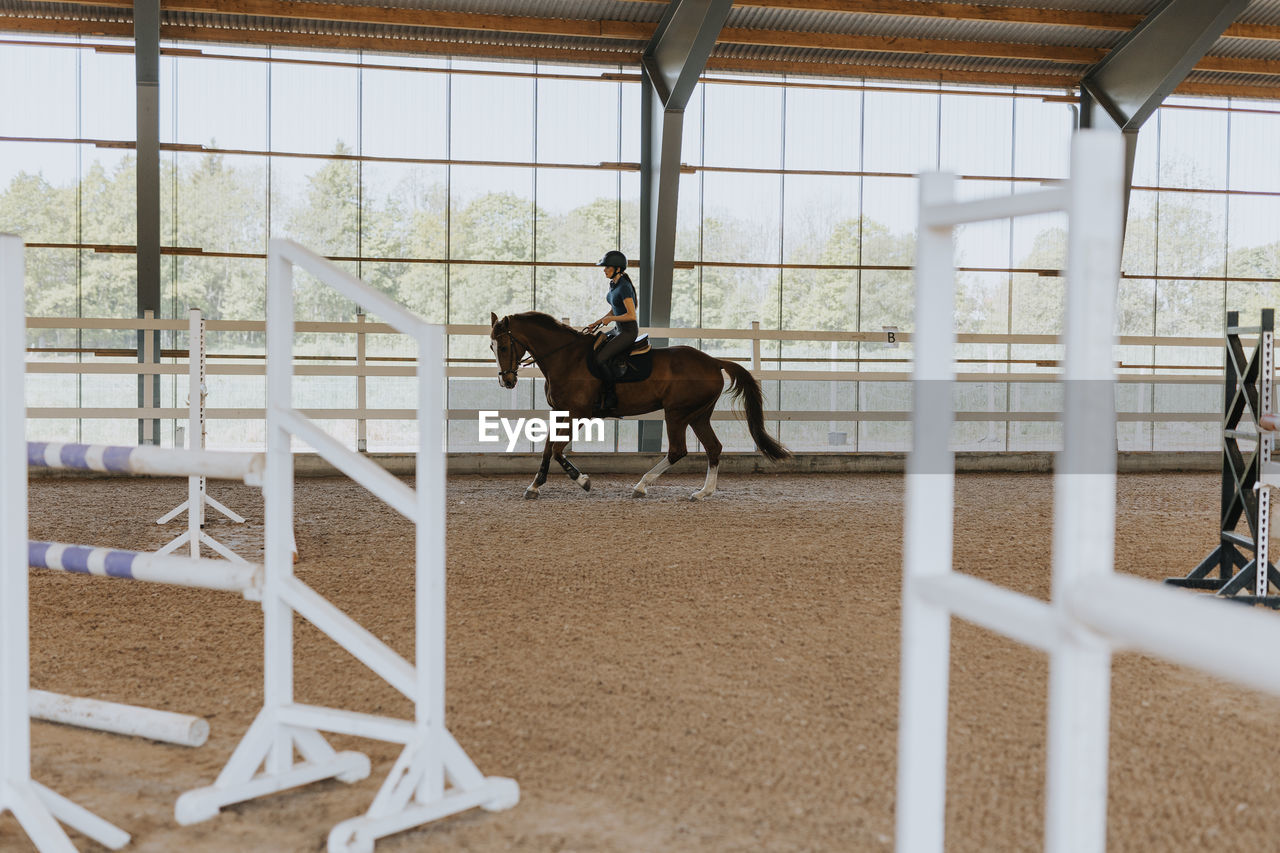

[599,379,618,414]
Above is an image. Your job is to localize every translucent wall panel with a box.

[270,156,359,256]
[538,77,618,165]
[24,247,79,321]
[1229,111,1280,192]
[1226,193,1280,262]
[1159,106,1227,190]
[175,153,266,255]
[859,269,913,331]
[0,44,77,139]
[449,264,531,329]
[1013,95,1072,180]
[782,268,856,332]
[1123,190,1158,276]
[79,251,137,322]
[536,266,599,328]
[1156,192,1226,278]
[362,162,448,261]
[704,82,782,169]
[361,67,447,159]
[940,93,1012,175]
[172,256,265,321]
[782,174,860,266]
[450,73,534,163]
[0,147,78,243]
[291,265,361,323]
[955,271,1010,333]
[1156,277,1223,339]
[860,176,916,265]
[783,84,861,172]
[79,147,135,246]
[5,34,1273,452]
[1130,116,1160,188]
[954,185,1012,268]
[534,168,618,262]
[620,171,640,263]
[172,54,268,150]
[270,56,358,155]
[702,172,780,265]
[620,81,642,164]
[81,49,134,141]
[449,165,533,260]
[862,89,938,174]
[680,84,704,167]
[674,171,701,262]
[670,267,700,328]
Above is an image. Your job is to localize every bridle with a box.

[493,328,535,387]
[492,321,594,386]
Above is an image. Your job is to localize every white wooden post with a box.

[895,172,958,853]
[1044,130,1125,853]
[356,311,367,453]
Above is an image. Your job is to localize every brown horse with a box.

[489,311,790,500]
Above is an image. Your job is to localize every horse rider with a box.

[584,250,638,413]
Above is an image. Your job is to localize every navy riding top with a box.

[606,273,637,318]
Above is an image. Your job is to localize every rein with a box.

[496,324,589,379]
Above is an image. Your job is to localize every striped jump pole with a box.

[29,691,209,748]
[29,541,263,599]
[28,441,264,486]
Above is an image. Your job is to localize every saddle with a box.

[587,331,654,384]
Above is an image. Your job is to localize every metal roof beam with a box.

[1082,0,1250,132]
[638,0,732,450]
[1080,0,1249,235]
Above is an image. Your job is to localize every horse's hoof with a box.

[631,489,646,499]
[689,493,704,502]
[524,488,539,500]
[579,475,591,492]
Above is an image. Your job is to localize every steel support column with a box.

[638,0,732,451]
[1079,0,1248,221]
[135,0,161,444]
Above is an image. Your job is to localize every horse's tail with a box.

[717,359,792,462]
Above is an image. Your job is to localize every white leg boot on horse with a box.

[688,411,723,501]
[631,456,671,498]
[632,412,689,498]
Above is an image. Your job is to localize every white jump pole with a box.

[29,691,209,748]
[157,308,249,563]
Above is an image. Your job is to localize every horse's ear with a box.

[490,311,499,327]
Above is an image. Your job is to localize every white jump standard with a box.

[156,307,252,563]
[1166,308,1280,606]
[174,239,517,853]
[6,235,515,851]
[897,131,1280,853]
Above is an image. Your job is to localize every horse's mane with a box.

[507,311,584,336]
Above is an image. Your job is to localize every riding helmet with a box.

[596,250,627,271]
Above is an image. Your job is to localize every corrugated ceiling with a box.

[4,0,1280,99]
